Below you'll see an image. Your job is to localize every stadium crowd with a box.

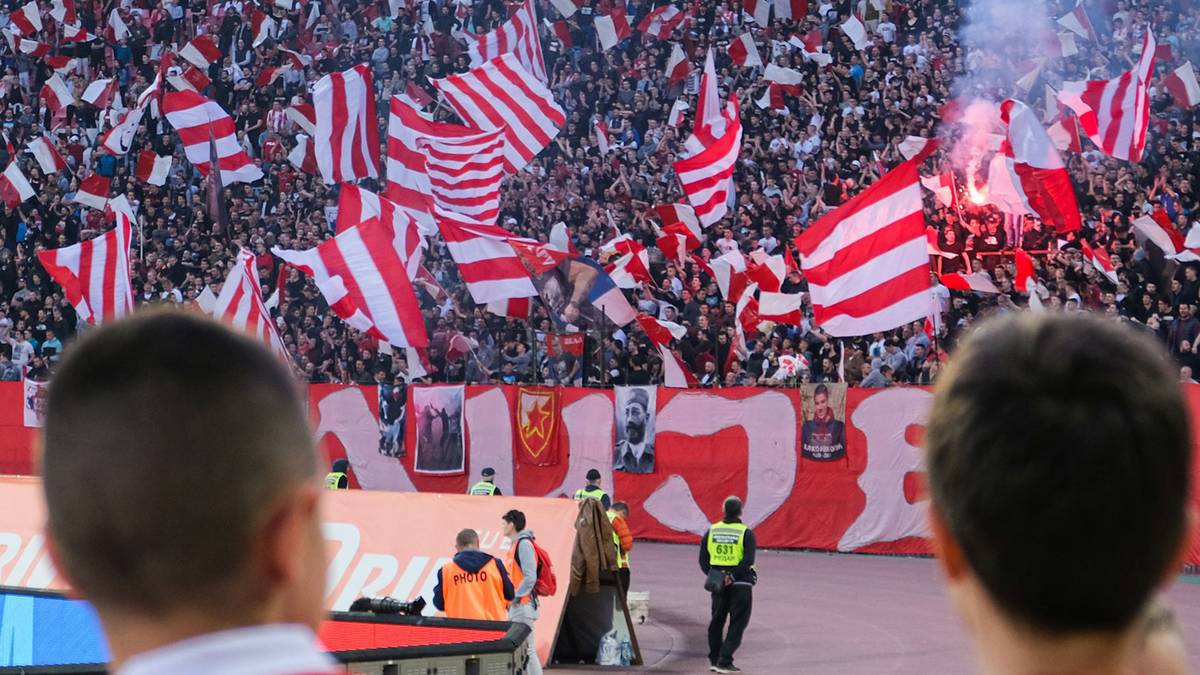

[0,0,1197,389]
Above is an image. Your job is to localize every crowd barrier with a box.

[1,382,1198,565]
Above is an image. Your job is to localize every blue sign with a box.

[0,589,109,667]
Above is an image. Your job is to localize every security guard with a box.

[324,458,349,490]
[700,496,756,674]
[433,528,514,621]
[468,467,502,495]
[574,468,611,508]
[607,501,633,597]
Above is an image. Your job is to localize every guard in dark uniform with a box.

[324,458,349,490]
[573,468,611,508]
[468,467,502,495]
[699,496,756,674]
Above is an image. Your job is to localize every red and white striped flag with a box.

[796,140,939,337]
[637,312,686,346]
[107,7,129,41]
[594,117,610,155]
[431,54,565,173]
[1164,62,1200,108]
[213,248,289,360]
[757,290,805,324]
[1058,31,1156,162]
[10,2,41,36]
[387,96,474,233]
[81,78,117,108]
[595,8,631,50]
[336,185,425,279]
[668,98,689,127]
[465,0,546,83]
[744,0,771,25]
[313,64,380,184]
[693,49,725,146]
[1056,0,1096,41]
[659,344,698,387]
[38,212,134,325]
[1080,240,1118,284]
[437,209,538,303]
[50,0,76,25]
[60,23,93,41]
[729,32,762,68]
[548,19,572,48]
[637,5,684,40]
[40,74,74,114]
[0,162,32,208]
[247,5,275,46]
[168,66,212,93]
[666,43,691,87]
[635,314,695,387]
[486,297,532,318]
[71,174,110,211]
[1132,211,1185,255]
[549,0,584,18]
[136,150,172,186]
[162,90,263,184]
[747,249,786,292]
[920,172,958,209]
[179,35,221,70]
[605,239,652,288]
[286,102,316,135]
[27,136,67,174]
[288,134,318,175]
[673,97,742,227]
[272,218,429,348]
[773,0,808,23]
[938,272,1000,294]
[710,249,748,302]
[1046,114,1083,153]
[994,98,1082,233]
[652,203,701,239]
[420,127,507,224]
[47,56,77,74]
[655,224,694,265]
[11,36,50,57]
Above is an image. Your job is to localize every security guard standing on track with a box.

[468,467,502,495]
[700,496,756,674]
[324,458,349,490]
[433,528,514,621]
[607,502,633,597]
[574,468,611,508]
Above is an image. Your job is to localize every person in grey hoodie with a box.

[501,509,542,675]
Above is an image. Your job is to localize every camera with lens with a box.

[348,596,427,616]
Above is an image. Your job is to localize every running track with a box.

[553,542,1200,674]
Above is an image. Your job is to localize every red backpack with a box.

[517,536,557,597]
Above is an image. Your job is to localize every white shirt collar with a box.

[118,624,334,675]
[625,439,646,460]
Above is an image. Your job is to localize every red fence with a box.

[4,382,1199,564]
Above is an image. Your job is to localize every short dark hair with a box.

[723,496,743,519]
[456,528,480,549]
[612,501,629,516]
[502,509,526,532]
[42,311,316,615]
[926,314,1190,634]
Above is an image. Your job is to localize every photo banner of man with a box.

[614,385,656,473]
[378,380,406,458]
[21,378,47,428]
[516,386,561,467]
[412,385,466,474]
[539,332,585,386]
[800,383,847,462]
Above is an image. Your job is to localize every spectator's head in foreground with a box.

[926,313,1192,672]
[41,311,324,667]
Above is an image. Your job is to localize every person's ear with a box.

[928,504,968,583]
[256,484,321,592]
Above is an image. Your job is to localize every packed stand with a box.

[0,0,1197,389]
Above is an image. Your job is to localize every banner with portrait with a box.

[516,387,561,466]
[539,332,585,386]
[21,379,48,428]
[800,383,848,462]
[378,382,406,458]
[412,385,465,474]
[613,386,656,474]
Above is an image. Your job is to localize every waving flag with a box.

[438,210,538,303]
[38,213,134,325]
[336,185,426,279]
[729,32,763,68]
[272,218,429,348]
[27,137,67,174]
[10,2,41,36]
[213,248,289,361]
[465,0,546,82]
[431,54,565,173]
[162,90,264,184]
[595,8,631,50]
[1081,240,1118,284]
[135,150,172,186]
[637,5,684,40]
[938,272,1000,294]
[313,64,380,184]
[1057,31,1156,161]
[674,97,742,227]
[666,43,691,86]
[0,162,34,207]
[994,99,1081,233]
[797,141,938,336]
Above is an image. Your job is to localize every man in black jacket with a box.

[699,496,756,674]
